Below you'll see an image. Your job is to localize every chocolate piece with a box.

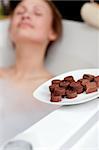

[49,83,59,93]
[85,82,97,94]
[64,76,75,82]
[54,87,65,97]
[79,79,90,91]
[49,81,60,93]
[49,85,55,93]
[77,79,83,84]
[83,74,95,81]
[52,79,61,84]
[66,89,77,99]
[50,95,61,102]
[80,79,90,86]
[94,76,99,88]
[52,83,59,88]
[59,80,70,89]
[70,82,84,94]
[49,74,99,102]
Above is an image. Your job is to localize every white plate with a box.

[33,69,99,105]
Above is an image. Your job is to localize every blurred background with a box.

[0,0,96,21]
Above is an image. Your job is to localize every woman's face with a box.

[10,0,56,45]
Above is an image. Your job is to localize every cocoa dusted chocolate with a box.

[50,95,61,102]
[49,85,55,93]
[59,80,70,89]
[85,82,97,94]
[64,76,75,82]
[54,87,66,97]
[94,76,99,88]
[83,74,95,81]
[70,82,84,94]
[66,89,77,99]
[77,79,84,84]
[52,79,61,84]
[49,83,60,93]
[80,79,90,86]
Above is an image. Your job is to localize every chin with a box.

[15,31,46,44]
[16,32,32,41]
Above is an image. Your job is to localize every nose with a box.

[21,12,30,20]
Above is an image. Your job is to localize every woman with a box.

[0,0,62,91]
[0,0,62,144]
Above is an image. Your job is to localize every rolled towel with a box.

[81,2,99,29]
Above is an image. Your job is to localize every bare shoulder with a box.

[0,68,7,77]
[0,67,13,78]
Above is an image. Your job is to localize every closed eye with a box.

[16,11,24,15]
[15,5,25,15]
[34,12,43,16]
[33,6,44,17]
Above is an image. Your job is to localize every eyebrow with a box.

[34,5,46,9]
[17,4,26,10]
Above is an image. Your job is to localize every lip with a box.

[18,22,33,28]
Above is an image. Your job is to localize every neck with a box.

[14,42,46,77]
